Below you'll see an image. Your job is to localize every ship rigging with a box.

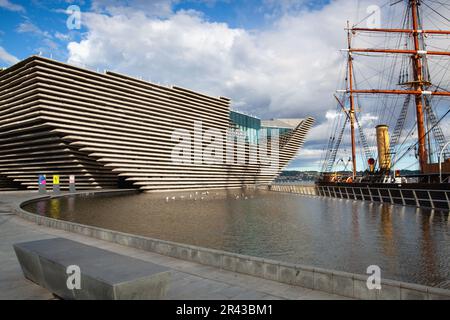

[321,0,450,184]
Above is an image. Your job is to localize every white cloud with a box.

[67,0,368,120]
[0,46,19,65]
[0,0,25,12]
[64,0,450,170]
[91,0,177,18]
[17,21,51,38]
[261,0,317,19]
[16,20,63,57]
[297,147,324,159]
[55,31,71,41]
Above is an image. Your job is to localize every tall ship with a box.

[317,0,450,210]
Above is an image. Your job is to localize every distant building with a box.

[0,56,314,191]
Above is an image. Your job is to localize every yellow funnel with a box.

[376,125,391,171]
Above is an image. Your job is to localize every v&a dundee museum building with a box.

[0,56,314,192]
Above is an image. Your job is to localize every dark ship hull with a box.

[316,181,450,211]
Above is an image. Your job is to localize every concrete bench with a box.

[13,238,171,300]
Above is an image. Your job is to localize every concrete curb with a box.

[13,191,450,300]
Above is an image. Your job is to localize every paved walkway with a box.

[0,191,349,300]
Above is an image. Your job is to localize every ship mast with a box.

[347,21,357,179]
[411,0,427,172]
[344,0,450,174]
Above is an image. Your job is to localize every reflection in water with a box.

[420,209,438,286]
[351,202,360,242]
[68,196,75,213]
[49,199,60,219]
[380,205,396,258]
[36,200,47,216]
[23,189,450,288]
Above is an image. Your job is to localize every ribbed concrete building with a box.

[0,56,314,192]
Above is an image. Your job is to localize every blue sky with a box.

[1,0,448,172]
[173,0,331,28]
[0,0,332,63]
[0,0,87,62]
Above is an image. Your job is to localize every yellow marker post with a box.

[53,175,60,193]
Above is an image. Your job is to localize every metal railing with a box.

[269,184,317,196]
[316,185,450,210]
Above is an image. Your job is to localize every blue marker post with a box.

[38,174,46,194]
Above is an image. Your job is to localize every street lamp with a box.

[439,141,450,183]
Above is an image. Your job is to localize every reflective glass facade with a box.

[229,111,261,144]
[229,111,294,144]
